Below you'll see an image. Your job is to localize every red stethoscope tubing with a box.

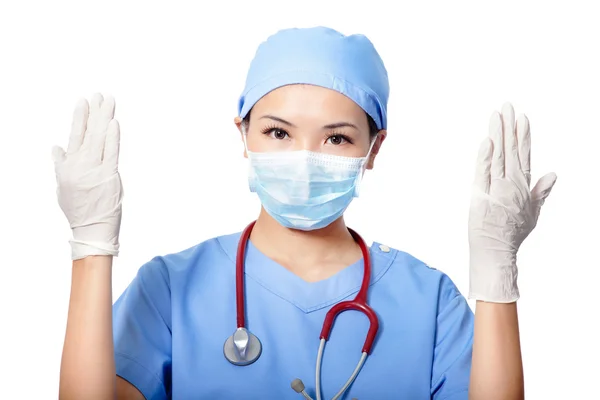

[235,221,379,354]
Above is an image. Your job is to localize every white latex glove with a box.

[468,102,557,303]
[52,93,123,260]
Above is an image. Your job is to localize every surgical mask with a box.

[243,127,374,231]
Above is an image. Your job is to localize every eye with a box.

[326,134,352,145]
[262,127,289,140]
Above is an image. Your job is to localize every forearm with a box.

[469,301,524,400]
[59,256,116,400]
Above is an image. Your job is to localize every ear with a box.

[234,116,247,158]
[365,130,387,170]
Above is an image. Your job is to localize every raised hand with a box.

[52,93,123,260]
[468,102,557,303]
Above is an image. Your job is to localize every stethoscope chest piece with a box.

[224,327,262,366]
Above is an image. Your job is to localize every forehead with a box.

[251,84,367,122]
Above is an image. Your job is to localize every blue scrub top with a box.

[113,231,474,399]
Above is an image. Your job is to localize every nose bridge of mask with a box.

[243,124,375,188]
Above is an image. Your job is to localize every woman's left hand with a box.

[468,102,557,303]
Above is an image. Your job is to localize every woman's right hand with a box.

[52,93,123,260]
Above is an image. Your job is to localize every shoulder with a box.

[370,240,466,309]
[135,231,242,281]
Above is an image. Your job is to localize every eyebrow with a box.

[322,122,359,130]
[259,115,296,127]
[259,115,358,130]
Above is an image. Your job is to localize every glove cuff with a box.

[468,263,520,303]
[70,239,119,260]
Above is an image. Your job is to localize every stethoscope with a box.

[223,221,379,400]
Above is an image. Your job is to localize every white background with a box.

[0,0,598,398]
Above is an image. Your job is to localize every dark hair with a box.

[242,110,380,139]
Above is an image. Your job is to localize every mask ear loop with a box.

[365,135,377,163]
[241,122,250,155]
[354,134,379,197]
[241,122,257,192]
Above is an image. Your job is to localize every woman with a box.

[55,27,557,399]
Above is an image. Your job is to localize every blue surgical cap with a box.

[238,26,389,130]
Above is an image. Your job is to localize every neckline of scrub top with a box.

[218,232,396,313]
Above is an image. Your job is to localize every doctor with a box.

[55,27,557,399]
